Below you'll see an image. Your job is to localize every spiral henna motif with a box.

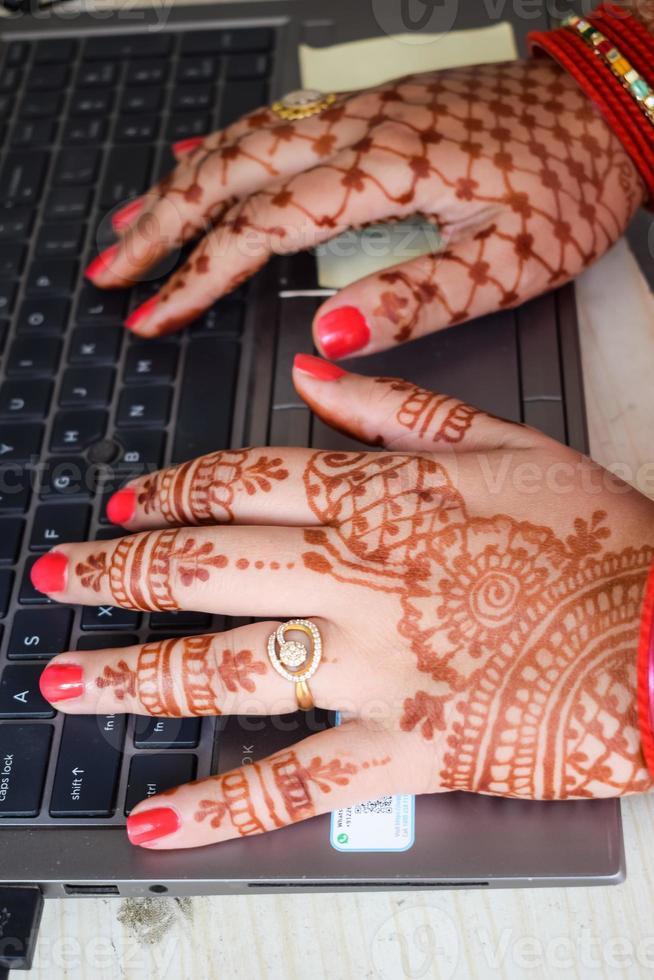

[301,451,653,799]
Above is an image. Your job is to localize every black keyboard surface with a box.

[0,24,280,825]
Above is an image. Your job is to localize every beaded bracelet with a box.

[563,14,654,126]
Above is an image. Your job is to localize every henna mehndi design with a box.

[301,450,653,800]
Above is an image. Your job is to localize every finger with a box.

[118,149,417,338]
[87,105,357,294]
[125,722,405,849]
[311,221,542,359]
[39,619,342,717]
[29,526,338,616]
[104,447,319,532]
[293,357,540,452]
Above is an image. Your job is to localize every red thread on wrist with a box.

[636,558,654,779]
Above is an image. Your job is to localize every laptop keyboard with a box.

[0,24,287,824]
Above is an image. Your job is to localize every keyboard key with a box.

[40,457,98,500]
[11,119,56,147]
[0,518,23,563]
[8,607,73,658]
[0,320,7,351]
[70,89,113,116]
[81,604,140,631]
[50,410,107,453]
[76,61,117,87]
[0,569,13,615]
[181,28,272,55]
[68,325,122,365]
[0,666,55,718]
[173,86,211,111]
[20,91,61,118]
[6,42,28,66]
[26,63,68,90]
[34,38,77,64]
[76,633,138,650]
[0,244,25,278]
[149,611,212,630]
[125,753,196,814]
[190,300,244,336]
[62,117,106,146]
[134,717,201,749]
[54,148,100,186]
[45,187,91,222]
[0,380,52,420]
[0,207,33,240]
[60,367,114,408]
[177,56,217,83]
[26,260,77,296]
[0,424,43,462]
[0,283,16,317]
[0,723,52,816]
[122,87,162,114]
[114,117,158,143]
[19,557,55,604]
[0,481,31,514]
[75,284,128,325]
[83,33,172,60]
[225,54,268,79]
[0,66,19,92]
[217,711,330,773]
[16,298,70,335]
[124,344,177,384]
[218,81,267,126]
[100,146,152,209]
[166,113,209,141]
[173,339,238,462]
[116,387,171,427]
[126,59,167,85]
[7,337,61,376]
[0,95,10,119]
[36,224,84,259]
[50,713,125,817]
[0,151,47,205]
[30,503,90,552]
[114,430,164,471]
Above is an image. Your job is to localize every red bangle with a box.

[529,8,654,210]
[637,558,654,779]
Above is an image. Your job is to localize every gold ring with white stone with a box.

[267,619,322,711]
[270,89,337,121]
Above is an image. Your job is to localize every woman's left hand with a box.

[33,356,654,849]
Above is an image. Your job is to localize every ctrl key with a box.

[0,723,52,816]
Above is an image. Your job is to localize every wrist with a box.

[615,0,654,35]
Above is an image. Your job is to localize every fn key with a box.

[0,723,52,815]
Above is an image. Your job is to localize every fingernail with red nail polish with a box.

[85,243,119,281]
[112,197,143,233]
[39,664,84,703]
[30,552,68,594]
[172,136,204,156]
[127,807,182,846]
[315,307,370,359]
[293,353,346,381]
[106,488,136,526]
[125,295,158,332]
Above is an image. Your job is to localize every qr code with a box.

[354,796,393,815]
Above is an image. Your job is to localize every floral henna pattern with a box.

[136,450,289,525]
[76,531,229,611]
[95,636,269,716]
[377,378,481,443]
[193,751,360,835]
[301,451,653,800]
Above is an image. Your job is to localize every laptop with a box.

[0,0,627,896]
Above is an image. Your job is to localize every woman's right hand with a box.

[88,58,645,355]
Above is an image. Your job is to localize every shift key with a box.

[50,713,125,816]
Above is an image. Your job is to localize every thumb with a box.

[292,355,541,453]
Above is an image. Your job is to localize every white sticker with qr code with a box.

[329,715,415,852]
